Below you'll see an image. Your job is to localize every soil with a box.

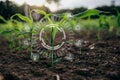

[0,30,120,80]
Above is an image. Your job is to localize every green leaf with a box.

[73,9,100,18]
[17,32,30,36]
[1,30,13,35]
[32,9,47,16]
[33,9,53,24]
[0,15,7,23]
[52,27,58,41]
[11,13,32,24]
[58,13,70,26]
[115,8,120,27]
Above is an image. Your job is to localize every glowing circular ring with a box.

[39,24,66,50]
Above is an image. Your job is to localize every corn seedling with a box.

[11,20,28,50]
[115,9,120,36]
[0,17,21,51]
[35,9,102,66]
[10,11,36,60]
[115,9,120,27]
[35,10,64,66]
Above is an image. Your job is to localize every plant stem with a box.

[10,33,14,52]
[50,48,54,66]
[50,27,54,66]
[30,29,33,59]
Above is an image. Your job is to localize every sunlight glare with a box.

[45,2,58,12]
[11,0,57,12]
[11,0,45,6]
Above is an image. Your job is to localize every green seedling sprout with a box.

[115,9,120,27]
[11,12,35,60]
[98,13,115,40]
[114,8,120,35]
[32,9,55,65]
[0,16,21,51]
[35,9,102,66]
[34,9,72,66]
[74,9,101,41]
[10,20,27,50]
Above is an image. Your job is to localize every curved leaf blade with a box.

[11,13,32,24]
[73,9,100,18]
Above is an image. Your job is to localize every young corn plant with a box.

[0,16,21,51]
[0,15,8,34]
[98,15,105,40]
[9,20,27,50]
[115,9,120,27]
[10,11,37,60]
[98,14,114,40]
[34,9,73,66]
[73,9,101,40]
[35,10,60,66]
[115,9,120,36]
[35,9,102,66]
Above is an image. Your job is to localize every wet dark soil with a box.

[0,31,120,80]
